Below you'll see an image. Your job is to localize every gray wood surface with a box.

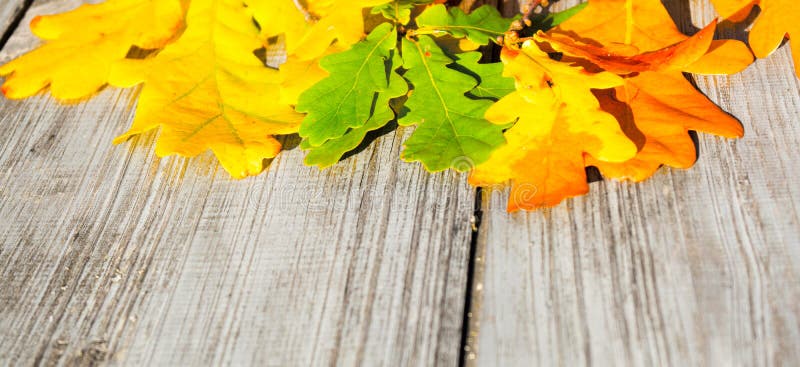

[3,1,800,366]
[0,1,26,42]
[0,1,475,366]
[470,1,800,366]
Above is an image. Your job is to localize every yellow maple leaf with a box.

[470,42,636,211]
[711,0,799,78]
[110,0,303,179]
[0,0,185,100]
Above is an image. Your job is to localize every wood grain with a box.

[4,1,800,366]
[0,1,475,366]
[0,1,26,44]
[470,1,800,366]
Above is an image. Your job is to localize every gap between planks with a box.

[0,0,32,51]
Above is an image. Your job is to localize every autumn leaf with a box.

[278,57,323,106]
[538,21,719,74]
[278,43,349,106]
[296,3,515,169]
[455,52,515,100]
[0,0,771,210]
[399,36,507,172]
[297,23,402,147]
[551,0,753,75]
[586,74,743,181]
[711,0,799,78]
[372,0,434,25]
[267,0,399,111]
[412,4,513,45]
[470,41,636,211]
[548,0,747,182]
[246,0,310,50]
[249,0,393,63]
[300,50,408,168]
[109,0,302,179]
[0,0,184,100]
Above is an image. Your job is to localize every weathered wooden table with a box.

[1,0,799,366]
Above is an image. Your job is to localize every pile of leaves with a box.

[0,0,796,211]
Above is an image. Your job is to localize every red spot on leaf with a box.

[424,51,432,57]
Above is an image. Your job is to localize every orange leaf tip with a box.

[30,16,42,28]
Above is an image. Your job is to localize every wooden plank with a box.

[470,0,800,366]
[0,1,26,43]
[470,1,800,366]
[0,1,475,366]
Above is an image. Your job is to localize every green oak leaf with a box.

[413,4,514,45]
[399,36,506,172]
[301,52,408,168]
[371,0,433,25]
[297,23,399,146]
[452,52,515,100]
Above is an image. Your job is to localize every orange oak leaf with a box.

[109,0,302,178]
[470,41,636,211]
[537,20,718,74]
[587,73,743,181]
[548,0,746,182]
[711,0,799,78]
[0,0,185,100]
[551,0,753,75]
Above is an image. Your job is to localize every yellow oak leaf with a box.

[110,0,302,179]
[0,0,185,100]
[278,56,325,106]
[548,0,746,182]
[249,0,391,60]
[245,0,310,50]
[711,0,800,78]
[278,43,348,106]
[470,42,636,211]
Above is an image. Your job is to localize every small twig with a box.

[292,0,316,22]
